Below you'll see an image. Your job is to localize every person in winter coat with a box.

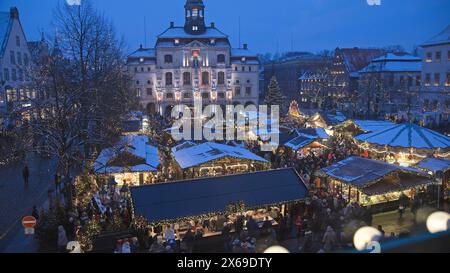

[322,226,337,252]
[57,225,68,253]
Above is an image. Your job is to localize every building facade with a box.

[127,0,260,115]
[263,53,329,104]
[357,53,422,118]
[330,47,385,114]
[420,25,450,125]
[0,7,34,117]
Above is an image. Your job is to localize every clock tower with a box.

[184,0,206,35]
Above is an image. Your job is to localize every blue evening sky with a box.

[1,0,449,54]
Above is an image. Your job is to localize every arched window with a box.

[218,72,225,85]
[164,55,173,63]
[202,71,209,85]
[183,72,191,86]
[165,72,173,86]
[217,54,225,63]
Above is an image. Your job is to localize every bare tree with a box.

[14,0,136,209]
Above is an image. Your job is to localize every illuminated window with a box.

[192,9,198,17]
[174,39,179,44]
[201,71,209,85]
[434,73,440,86]
[445,73,450,86]
[425,73,431,86]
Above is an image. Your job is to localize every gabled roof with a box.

[336,47,385,73]
[422,25,450,47]
[356,123,450,149]
[231,48,258,58]
[172,142,267,169]
[0,11,12,58]
[94,135,160,174]
[284,135,316,150]
[295,128,329,139]
[130,168,308,224]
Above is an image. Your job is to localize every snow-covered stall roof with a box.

[355,123,450,149]
[94,135,160,174]
[415,158,450,174]
[172,142,267,169]
[320,156,428,188]
[295,128,329,139]
[284,135,316,150]
[352,120,396,133]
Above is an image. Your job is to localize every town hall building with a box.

[126,0,260,115]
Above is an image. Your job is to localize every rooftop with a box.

[130,168,308,224]
[171,142,267,169]
[422,25,450,47]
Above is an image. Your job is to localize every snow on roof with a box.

[356,123,450,149]
[320,156,427,187]
[359,53,422,73]
[172,142,267,169]
[295,128,329,139]
[231,48,257,57]
[415,158,450,173]
[422,25,450,46]
[284,135,315,150]
[353,119,397,133]
[128,48,156,58]
[0,12,12,57]
[94,135,160,174]
[157,26,228,39]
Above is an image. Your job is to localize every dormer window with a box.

[241,57,246,62]
[174,39,180,45]
[210,39,215,45]
[139,58,144,63]
[192,26,198,31]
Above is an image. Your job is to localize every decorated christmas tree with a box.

[264,76,284,108]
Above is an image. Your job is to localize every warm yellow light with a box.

[426,211,450,234]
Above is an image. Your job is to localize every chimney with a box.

[211,22,215,28]
[243,43,248,50]
[170,22,174,28]
[10,7,19,19]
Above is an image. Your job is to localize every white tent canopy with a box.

[356,123,450,149]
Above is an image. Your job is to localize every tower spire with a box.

[184,0,206,35]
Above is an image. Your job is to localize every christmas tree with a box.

[264,76,284,108]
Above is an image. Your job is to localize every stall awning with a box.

[130,168,308,224]
[320,156,428,188]
[415,158,450,174]
[361,176,435,196]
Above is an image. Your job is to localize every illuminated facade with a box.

[126,0,260,115]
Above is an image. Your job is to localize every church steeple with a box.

[184,0,206,35]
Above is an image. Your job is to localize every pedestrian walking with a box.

[57,225,68,253]
[22,164,30,186]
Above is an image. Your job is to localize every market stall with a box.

[93,135,161,186]
[355,123,450,166]
[415,157,450,200]
[283,135,328,157]
[171,142,269,178]
[130,168,308,241]
[319,156,436,212]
